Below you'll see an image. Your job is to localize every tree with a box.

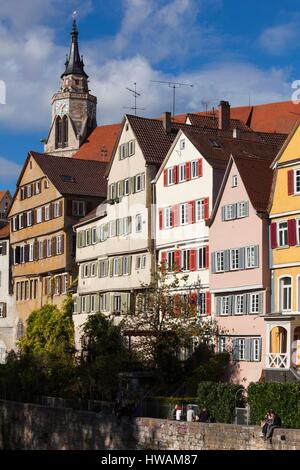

[77,313,133,400]
[120,266,216,385]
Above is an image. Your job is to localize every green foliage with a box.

[185,352,230,395]
[197,381,244,423]
[248,382,300,428]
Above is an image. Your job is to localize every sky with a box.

[1,0,300,192]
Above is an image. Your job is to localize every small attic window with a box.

[232,175,238,187]
[125,123,129,131]
[61,175,76,183]
[29,161,33,169]
[180,139,185,150]
[209,139,222,149]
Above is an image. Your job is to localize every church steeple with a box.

[61,20,88,78]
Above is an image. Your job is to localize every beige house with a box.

[8,151,107,337]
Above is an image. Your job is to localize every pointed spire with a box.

[61,20,88,78]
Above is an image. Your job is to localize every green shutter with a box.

[118,257,122,276]
[109,259,113,277]
[121,293,128,314]
[95,293,100,313]
[86,295,91,313]
[130,176,136,194]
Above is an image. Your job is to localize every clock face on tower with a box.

[55,99,69,117]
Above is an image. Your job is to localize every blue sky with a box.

[1,0,300,192]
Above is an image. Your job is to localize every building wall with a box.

[0,237,15,356]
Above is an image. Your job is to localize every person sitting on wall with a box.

[186,405,196,422]
[266,411,282,442]
[260,409,273,439]
[199,407,210,423]
[174,404,182,421]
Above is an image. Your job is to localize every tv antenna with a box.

[124,83,145,115]
[201,100,219,114]
[151,80,193,117]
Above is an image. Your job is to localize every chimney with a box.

[162,112,172,134]
[218,100,230,130]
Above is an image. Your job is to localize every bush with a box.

[185,352,230,395]
[248,382,300,428]
[197,381,244,423]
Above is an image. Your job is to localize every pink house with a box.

[208,151,277,385]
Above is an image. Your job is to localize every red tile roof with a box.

[0,190,10,203]
[74,123,121,161]
[30,151,108,198]
[0,223,9,238]
[187,113,252,132]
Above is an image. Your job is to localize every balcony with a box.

[266,352,288,369]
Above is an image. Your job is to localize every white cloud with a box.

[0,157,21,186]
[259,20,300,55]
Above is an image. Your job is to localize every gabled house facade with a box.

[8,151,107,336]
[208,147,279,385]
[266,120,300,381]
[0,224,15,361]
[0,190,12,223]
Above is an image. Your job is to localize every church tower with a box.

[44,20,97,157]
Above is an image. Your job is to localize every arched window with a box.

[55,116,62,147]
[279,277,292,312]
[62,115,68,147]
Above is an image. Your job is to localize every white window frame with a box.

[245,246,256,269]
[135,174,142,192]
[250,293,260,314]
[135,214,142,233]
[236,295,244,314]
[29,242,34,262]
[167,167,174,186]
[123,256,129,275]
[19,213,24,229]
[181,249,190,272]
[100,294,108,312]
[216,251,224,272]
[92,227,97,244]
[46,239,52,257]
[252,338,260,362]
[136,256,141,270]
[180,139,185,150]
[230,248,239,271]
[191,160,198,179]
[124,178,129,196]
[232,175,238,187]
[53,201,60,218]
[38,241,43,259]
[295,168,300,194]
[237,338,246,361]
[278,221,288,247]
[56,235,63,255]
[72,200,86,217]
[225,204,235,220]
[36,208,42,224]
[164,207,172,229]
[113,258,119,277]
[27,211,33,227]
[195,199,204,222]
[90,294,96,313]
[91,262,97,277]
[44,205,50,221]
[279,276,292,312]
[113,295,121,315]
[179,163,186,183]
[197,246,206,270]
[237,202,247,218]
[35,181,41,194]
[167,251,174,272]
[219,337,226,353]
[180,202,188,225]
[141,255,146,269]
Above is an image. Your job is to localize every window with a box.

[230,249,239,271]
[225,204,235,220]
[110,183,116,200]
[61,274,68,294]
[179,163,186,182]
[141,255,146,269]
[36,207,42,224]
[113,295,121,315]
[35,181,41,194]
[124,179,129,196]
[109,221,116,238]
[197,293,206,316]
[237,202,247,218]
[250,293,260,314]
[47,239,51,257]
[20,246,25,264]
[253,338,260,361]
[232,175,238,187]
[44,179,49,189]
[91,227,97,244]
[236,295,244,314]
[167,167,174,185]
[195,199,204,222]
[27,211,33,226]
[164,207,172,229]
[180,203,188,225]
[219,337,227,353]
[167,251,175,272]
[123,257,130,275]
[180,139,185,150]
[237,338,246,360]
[221,297,230,315]
[197,247,206,270]
[99,260,108,278]
[136,256,141,270]
[181,249,190,271]
[135,214,142,233]
[113,258,119,276]
[54,277,60,295]
[278,221,288,247]
[56,235,63,255]
[12,217,18,232]
[39,241,43,259]
[100,294,108,312]
[135,174,142,192]
[90,294,96,313]
[280,277,292,312]
[72,201,85,217]
[91,263,97,277]
[216,252,224,272]
[246,246,256,268]
[19,213,24,229]
[53,201,61,218]
[86,229,92,245]
[129,140,135,156]
[29,242,34,262]
[191,160,198,179]
[44,205,50,221]
[83,264,89,278]
[295,169,300,194]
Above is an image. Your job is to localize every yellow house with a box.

[267,120,300,380]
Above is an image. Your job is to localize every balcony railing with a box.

[266,353,288,369]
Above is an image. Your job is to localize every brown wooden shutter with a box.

[34,240,39,261]
[52,237,57,256]
[61,234,65,254]
[59,200,63,217]
[43,240,47,258]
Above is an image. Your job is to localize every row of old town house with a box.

[1,21,300,386]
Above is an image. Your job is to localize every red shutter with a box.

[206,291,211,316]
[270,223,277,249]
[174,165,178,184]
[205,245,209,268]
[173,205,179,227]
[163,169,168,187]
[204,197,209,220]
[186,162,191,181]
[174,250,181,272]
[161,251,167,273]
[288,218,297,246]
[188,200,195,224]
[288,170,294,196]
[190,249,196,271]
[198,159,203,177]
[159,209,163,230]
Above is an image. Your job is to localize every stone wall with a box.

[0,400,300,450]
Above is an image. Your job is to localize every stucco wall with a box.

[0,400,299,450]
